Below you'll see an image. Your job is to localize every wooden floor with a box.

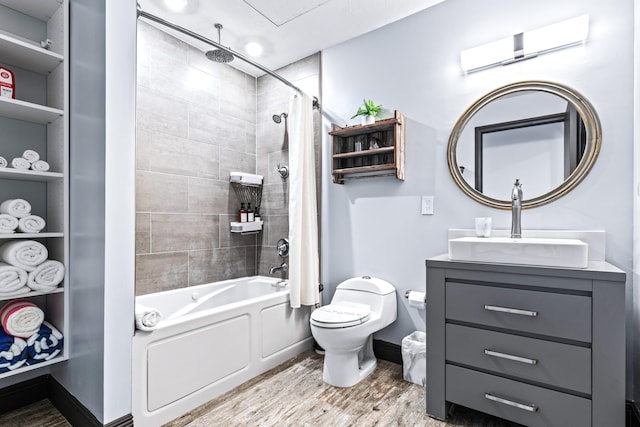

[0,351,520,427]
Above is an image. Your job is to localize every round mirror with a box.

[447,81,601,209]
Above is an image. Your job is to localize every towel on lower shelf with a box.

[0,214,18,234]
[0,262,28,296]
[0,240,48,272]
[30,160,50,172]
[0,199,31,219]
[26,321,63,365]
[27,260,64,291]
[0,157,7,168]
[22,150,40,163]
[11,158,30,170]
[135,303,162,331]
[0,327,27,373]
[0,299,44,338]
[17,215,46,233]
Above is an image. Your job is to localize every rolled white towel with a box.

[11,158,31,170]
[0,299,44,338]
[0,240,48,272]
[0,262,28,295]
[0,156,7,168]
[135,303,162,331]
[0,214,18,234]
[17,215,46,233]
[0,199,31,218]
[30,160,50,172]
[22,150,40,163]
[27,260,64,291]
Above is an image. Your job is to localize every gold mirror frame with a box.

[447,81,602,210]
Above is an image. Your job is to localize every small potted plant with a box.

[351,99,383,126]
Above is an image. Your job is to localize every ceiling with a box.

[137,0,445,77]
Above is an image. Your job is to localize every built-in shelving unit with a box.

[0,0,68,379]
[229,172,263,235]
[329,110,405,184]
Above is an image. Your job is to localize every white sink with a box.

[448,237,588,268]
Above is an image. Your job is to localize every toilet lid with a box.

[310,303,371,328]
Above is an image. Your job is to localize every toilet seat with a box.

[310,303,370,328]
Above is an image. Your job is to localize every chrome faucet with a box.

[511,179,522,239]
[269,262,288,275]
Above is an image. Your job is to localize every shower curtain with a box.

[287,93,320,308]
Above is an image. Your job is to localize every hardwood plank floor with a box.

[165,350,520,427]
[0,351,520,426]
[0,399,70,427]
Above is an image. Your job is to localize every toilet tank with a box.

[332,276,396,317]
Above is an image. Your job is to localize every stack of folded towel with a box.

[7,150,50,172]
[0,199,46,234]
[0,300,63,372]
[0,240,64,296]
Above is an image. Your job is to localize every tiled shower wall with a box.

[135,22,321,295]
[135,22,257,295]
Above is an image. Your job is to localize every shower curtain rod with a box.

[137,7,320,109]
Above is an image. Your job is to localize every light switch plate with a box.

[421,196,434,215]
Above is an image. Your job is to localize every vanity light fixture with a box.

[460,14,589,73]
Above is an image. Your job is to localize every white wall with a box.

[322,0,634,397]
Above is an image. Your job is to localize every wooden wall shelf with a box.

[329,110,405,184]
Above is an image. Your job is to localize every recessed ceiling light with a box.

[164,0,188,12]
[245,42,264,57]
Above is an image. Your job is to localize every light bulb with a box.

[245,42,264,58]
[164,0,188,12]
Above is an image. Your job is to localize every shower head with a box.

[205,23,234,63]
[206,49,234,63]
[272,112,288,123]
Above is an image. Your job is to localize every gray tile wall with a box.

[135,22,320,295]
[135,22,257,296]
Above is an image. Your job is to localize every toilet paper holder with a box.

[405,290,426,303]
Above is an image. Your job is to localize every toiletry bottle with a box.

[247,203,254,222]
[238,203,247,223]
[0,67,15,99]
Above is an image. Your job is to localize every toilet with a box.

[310,276,397,387]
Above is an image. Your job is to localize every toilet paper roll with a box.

[407,291,426,309]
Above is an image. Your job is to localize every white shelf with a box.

[0,96,63,124]
[0,167,63,182]
[0,232,63,239]
[0,354,67,379]
[0,31,63,74]
[0,286,63,302]
[0,0,62,21]
[230,220,263,233]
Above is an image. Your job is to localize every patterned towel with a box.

[0,326,27,373]
[26,321,63,365]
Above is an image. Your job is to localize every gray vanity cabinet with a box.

[426,255,625,426]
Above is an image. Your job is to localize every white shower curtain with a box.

[287,93,320,308]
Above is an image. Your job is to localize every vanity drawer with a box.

[446,324,591,394]
[446,365,591,427]
[446,282,591,342]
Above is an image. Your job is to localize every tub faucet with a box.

[269,262,288,275]
[511,179,522,239]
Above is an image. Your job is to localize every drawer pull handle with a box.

[484,305,537,317]
[484,393,538,412]
[484,349,537,365]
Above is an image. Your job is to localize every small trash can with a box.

[401,331,426,386]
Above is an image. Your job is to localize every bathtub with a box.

[132,276,313,427]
